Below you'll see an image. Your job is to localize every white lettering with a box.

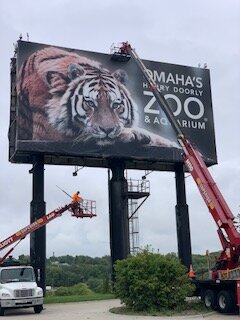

[152,70,165,82]
[184,97,204,120]
[175,74,185,86]
[164,94,182,116]
[0,237,14,249]
[151,116,169,126]
[47,212,55,220]
[145,69,203,88]
[143,91,159,114]
[166,73,175,84]
[173,87,203,96]
[177,119,206,130]
[185,76,194,87]
[143,92,205,123]
[196,77,203,88]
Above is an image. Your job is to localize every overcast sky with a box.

[0,0,240,260]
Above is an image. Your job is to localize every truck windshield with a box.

[0,268,35,283]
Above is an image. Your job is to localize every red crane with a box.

[112,42,240,272]
[0,201,96,264]
[111,42,240,313]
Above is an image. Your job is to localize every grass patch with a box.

[44,293,115,304]
[110,298,210,316]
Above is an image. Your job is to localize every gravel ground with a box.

[3,299,240,319]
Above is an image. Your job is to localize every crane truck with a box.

[0,200,96,316]
[111,42,240,314]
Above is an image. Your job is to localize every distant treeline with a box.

[18,251,220,293]
[19,254,111,293]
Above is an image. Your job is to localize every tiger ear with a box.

[113,69,128,85]
[46,71,69,90]
[68,63,85,80]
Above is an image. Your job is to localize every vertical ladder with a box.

[129,198,139,254]
[127,178,150,254]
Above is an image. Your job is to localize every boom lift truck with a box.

[111,42,240,313]
[0,201,96,316]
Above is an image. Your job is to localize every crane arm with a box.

[0,202,96,260]
[0,204,73,253]
[114,43,240,260]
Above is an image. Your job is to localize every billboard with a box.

[9,41,217,170]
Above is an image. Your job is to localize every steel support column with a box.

[175,163,192,269]
[30,155,46,294]
[109,161,130,277]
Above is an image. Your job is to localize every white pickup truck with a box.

[0,265,43,316]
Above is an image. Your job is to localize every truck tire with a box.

[202,289,216,310]
[0,307,5,316]
[217,290,235,313]
[34,305,43,314]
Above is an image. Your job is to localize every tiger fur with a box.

[17,46,179,148]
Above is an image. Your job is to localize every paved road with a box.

[3,299,240,319]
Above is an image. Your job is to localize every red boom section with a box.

[178,136,240,248]
[0,202,96,255]
[0,204,72,253]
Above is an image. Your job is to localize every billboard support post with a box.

[30,155,46,294]
[175,163,192,269]
[109,160,130,279]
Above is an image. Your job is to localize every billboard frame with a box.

[9,40,217,171]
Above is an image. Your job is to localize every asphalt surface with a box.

[3,299,240,319]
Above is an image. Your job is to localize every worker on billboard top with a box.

[72,191,81,203]
[120,41,130,54]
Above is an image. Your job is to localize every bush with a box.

[54,287,72,296]
[114,249,194,311]
[54,282,93,296]
[72,283,93,295]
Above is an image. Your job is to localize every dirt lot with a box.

[3,299,240,319]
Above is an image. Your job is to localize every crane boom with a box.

[112,42,240,271]
[0,202,96,263]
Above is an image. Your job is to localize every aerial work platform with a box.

[110,42,131,62]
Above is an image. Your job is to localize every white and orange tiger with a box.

[17,46,179,148]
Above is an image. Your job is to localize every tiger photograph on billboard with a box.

[17,45,178,148]
[13,41,217,166]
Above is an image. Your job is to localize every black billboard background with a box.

[13,41,217,167]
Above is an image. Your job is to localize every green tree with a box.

[114,250,194,311]
[46,255,112,292]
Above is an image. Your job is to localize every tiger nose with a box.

[99,126,115,136]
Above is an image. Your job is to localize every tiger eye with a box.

[83,101,94,112]
[116,105,125,114]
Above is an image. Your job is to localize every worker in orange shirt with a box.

[72,191,83,216]
[72,191,81,203]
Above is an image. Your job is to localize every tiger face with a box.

[46,64,137,146]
